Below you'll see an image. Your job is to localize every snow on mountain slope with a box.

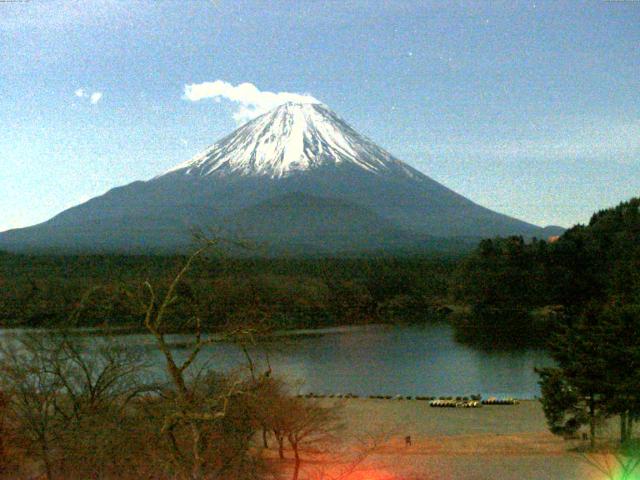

[0,101,558,254]
[165,102,418,179]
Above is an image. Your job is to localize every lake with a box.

[76,322,552,399]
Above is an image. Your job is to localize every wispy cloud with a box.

[427,117,640,164]
[183,80,320,124]
[74,88,103,105]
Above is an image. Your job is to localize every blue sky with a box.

[1,0,639,232]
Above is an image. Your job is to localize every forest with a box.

[1,197,639,351]
[451,197,640,347]
[0,251,454,331]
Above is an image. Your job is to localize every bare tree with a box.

[268,398,391,480]
[138,237,341,480]
[0,331,147,479]
[140,237,267,479]
[0,236,357,480]
[263,395,341,480]
[255,377,291,460]
[0,334,62,479]
[287,401,339,480]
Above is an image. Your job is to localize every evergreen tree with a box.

[538,306,640,447]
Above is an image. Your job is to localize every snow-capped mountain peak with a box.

[165,102,407,178]
[0,102,552,254]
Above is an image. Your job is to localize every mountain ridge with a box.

[0,102,562,254]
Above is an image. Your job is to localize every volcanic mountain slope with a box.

[0,102,561,254]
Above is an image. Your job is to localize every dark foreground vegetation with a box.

[0,246,377,479]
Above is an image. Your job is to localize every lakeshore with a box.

[282,399,609,480]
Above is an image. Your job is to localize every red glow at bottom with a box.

[345,468,397,480]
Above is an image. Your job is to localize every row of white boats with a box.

[296,392,520,407]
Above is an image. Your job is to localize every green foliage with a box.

[451,303,550,349]
[450,236,561,347]
[551,197,640,307]
[537,367,585,436]
[452,196,640,348]
[539,306,640,445]
[587,306,640,421]
[452,236,553,308]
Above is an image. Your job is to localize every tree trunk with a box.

[44,459,53,480]
[191,422,205,480]
[589,395,596,450]
[38,433,54,480]
[42,446,53,480]
[621,411,628,444]
[628,415,634,441]
[262,426,268,448]
[292,442,301,480]
[275,433,285,459]
[0,440,4,474]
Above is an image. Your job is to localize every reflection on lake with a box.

[0,323,553,399]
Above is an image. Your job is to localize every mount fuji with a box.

[0,102,562,254]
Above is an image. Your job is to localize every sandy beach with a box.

[288,399,607,480]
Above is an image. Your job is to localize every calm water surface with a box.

[1,323,553,399]
[127,323,552,398]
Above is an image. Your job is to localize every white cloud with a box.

[90,92,103,104]
[74,88,103,105]
[183,80,320,124]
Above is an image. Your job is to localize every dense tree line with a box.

[451,197,640,348]
[449,236,559,347]
[0,253,454,331]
